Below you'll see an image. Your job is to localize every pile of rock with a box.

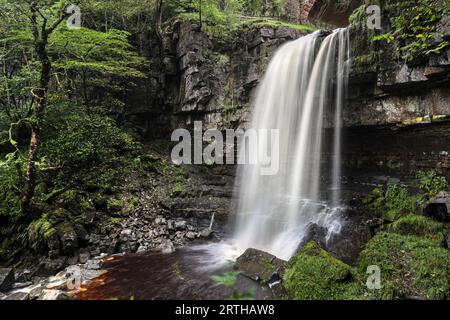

[116,215,204,255]
[0,256,108,300]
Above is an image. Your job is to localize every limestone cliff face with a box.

[126,5,449,177]
[339,8,450,177]
[164,21,309,131]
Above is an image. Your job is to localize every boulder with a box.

[57,223,78,255]
[234,248,286,284]
[325,208,373,265]
[423,191,450,222]
[0,268,15,292]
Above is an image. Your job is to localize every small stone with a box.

[85,259,103,270]
[185,231,197,239]
[82,269,107,281]
[79,252,90,264]
[137,245,147,253]
[3,292,29,300]
[158,239,175,254]
[200,228,213,238]
[15,269,32,282]
[167,220,175,230]
[46,279,67,290]
[175,220,187,230]
[39,289,69,300]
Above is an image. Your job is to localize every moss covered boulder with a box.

[283,241,358,300]
[387,214,446,244]
[358,232,450,299]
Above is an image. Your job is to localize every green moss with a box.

[358,232,450,300]
[247,18,317,32]
[107,198,123,212]
[27,218,56,251]
[283,241,357,300]
[261,256,274,272]
[388,215,446,244]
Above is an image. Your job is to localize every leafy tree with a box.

[49,26,147,107]
[0,0,146,215]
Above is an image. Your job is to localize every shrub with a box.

[416,170,450,196]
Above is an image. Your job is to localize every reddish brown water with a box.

[74,244,272,300]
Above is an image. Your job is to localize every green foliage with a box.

[211,271,240,288]
[50,27,146,78]
[383,185,423,221]
[349,4,367,25]
[41,104,141,191]
[373,0,450,63]
[211,270,255,300]
[416,170,450,196]
[388,214,446,244]
[358,232,450,300]
[364,185,424,222]
[0,152,24,227]
[283,241,357,300]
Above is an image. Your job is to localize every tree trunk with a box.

[155,0,163,42]
[21,36,51,213]
[199,0,202,30]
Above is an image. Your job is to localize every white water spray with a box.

[232,29,350,261]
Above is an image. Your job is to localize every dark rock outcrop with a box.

[0,268,14,292]
[284,0,363,26]
[423,191,450,222]
[234,248,286,284]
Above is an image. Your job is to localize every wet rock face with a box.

[325,211,373,265]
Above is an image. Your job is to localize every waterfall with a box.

[233,29,350,261]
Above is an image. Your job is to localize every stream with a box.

[74,241,273,300]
